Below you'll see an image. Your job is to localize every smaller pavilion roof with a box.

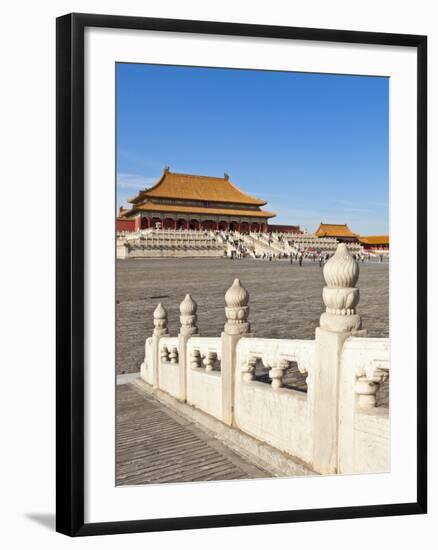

[358,235,389,246]
[315,223,358,238]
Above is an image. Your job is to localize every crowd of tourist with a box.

[218,229,387,265]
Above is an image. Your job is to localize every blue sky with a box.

[116,63,388,235]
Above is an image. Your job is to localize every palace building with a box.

[314,222,358,243]
[314,222,389,252]
[358,235,390,253]
[117,168,276,232]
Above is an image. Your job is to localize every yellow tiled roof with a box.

[125,201,276,219]
[315,223,357,238]
[129,170,267,206]
[359,235,389,245]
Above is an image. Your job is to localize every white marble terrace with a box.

[117,228,367,259]
[140,243,390,475]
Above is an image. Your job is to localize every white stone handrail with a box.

[138,244,389,475]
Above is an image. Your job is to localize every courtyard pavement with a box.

[116,382,271,485]
[117,258,389,376]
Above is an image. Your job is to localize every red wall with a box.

[116,218,137,232]
[267,224,301,233]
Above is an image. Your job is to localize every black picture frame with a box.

[56,12,427,537]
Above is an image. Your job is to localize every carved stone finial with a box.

[225,278,249,307]
[320,243,362,333]
[224,278,250,335]
[153,303,169,336]
[179,294,198,336]
[323,243,359,288]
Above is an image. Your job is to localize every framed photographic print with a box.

[56,13,427,536]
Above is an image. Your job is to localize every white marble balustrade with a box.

[138,244,390,474]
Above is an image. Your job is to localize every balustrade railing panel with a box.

[186,337,223,420]
[338,337,390,474]
[156,337,181,398]
[234,338,315,464]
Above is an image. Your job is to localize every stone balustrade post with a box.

[242,356,257,383]
[221,278,251,426]
[190,349,201,369]
[270,359,289,390]
[160,346,170,363]
[312,243,364,474]
[204,351,217,372]
[355,364,388,410]
[355,377,379,409]
[178,294,198,401]
[170,347,179,364]
[152,303,169,389]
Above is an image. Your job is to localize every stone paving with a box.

[116,383,271,485]
[116,257,389,377]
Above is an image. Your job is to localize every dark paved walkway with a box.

[116,383,271,485]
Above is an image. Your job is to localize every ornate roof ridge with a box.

[166,170,226,181]
[128,168,267,206]
[319,222,349,227]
